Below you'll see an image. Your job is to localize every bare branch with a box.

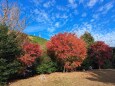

[0,0,27,32]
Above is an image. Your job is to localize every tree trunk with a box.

[63,67,65,72]
[99,65,101,70]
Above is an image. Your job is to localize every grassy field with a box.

[10,69,115,86]
[28,35,47,50]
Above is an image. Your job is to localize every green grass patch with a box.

[28,35,47,50]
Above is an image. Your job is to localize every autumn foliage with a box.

[47,33,87,71]
[89,41,112,69]
[19,42,42,66]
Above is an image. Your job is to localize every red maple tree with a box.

[47,33,87,71]
[89,41,112,69]
[19,42,42,66]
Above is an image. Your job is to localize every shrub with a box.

[35,50,58,74]
[0,59,21,85]
[0,25,22,85]
[36,60,57,74]
[47,33,87,72]
[80,57,92,70]
[89,41,112,69]
[18,42,42,77]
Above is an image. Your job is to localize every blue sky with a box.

[10,0,115,46]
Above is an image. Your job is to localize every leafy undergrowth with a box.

[10,69,115,86]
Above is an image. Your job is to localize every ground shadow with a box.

[86,69,115,85]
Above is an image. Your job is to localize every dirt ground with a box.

[10,69,115,86]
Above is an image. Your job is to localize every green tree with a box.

[80,32,94,70]
[81,31,94,48]
[0,24,22,85]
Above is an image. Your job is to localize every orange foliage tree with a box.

[19,42,42,66]
[47,33,87,72]
[18,42,42,76]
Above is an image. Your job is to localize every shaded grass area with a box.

[86,69,115,85]
[10,69,115,86]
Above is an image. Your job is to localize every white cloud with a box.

[49,32,56,38]
[43,2,50,8]
[61,14,68,19]
[56,13,68,19]
[100,0,104,3]
[57,6,67,11]
[98,6,104,11]
[92,14,99,19]
[102,1,114,14]
[79,0,84,4]
[73,10,79,15]
[68,0,75,4]
[90,19,95,22]
[43,0,56,8]
[82,13,87,17]
[97,1,114,14]
[68,0,77,9]
[56,13,60,18]
[30,0,41,6]
[72,23,92,37]
[79,0,103,6]
[34,9,51,24]
[87,0,98,7]
[55,22,60,28]
[47,27,55,33]
[72,23,115,47]
[93,31,115,47]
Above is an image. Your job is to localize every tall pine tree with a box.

[0,24,22,85]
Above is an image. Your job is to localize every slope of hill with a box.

[28,35,47,50]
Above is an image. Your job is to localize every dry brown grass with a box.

[10,69,115,86]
